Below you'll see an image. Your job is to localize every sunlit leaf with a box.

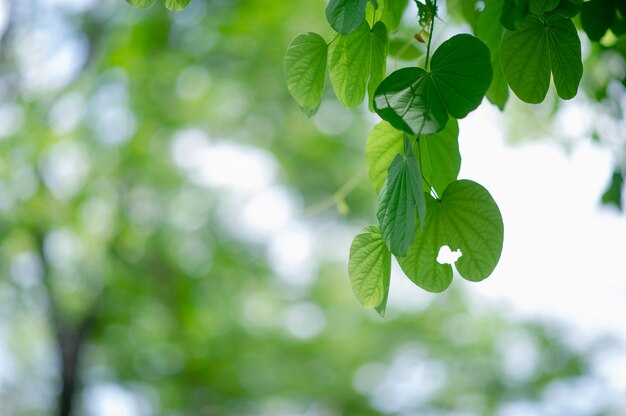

[285,33,328,116]
[374,34,491,135]
[127,0,157,8]
[164,0,190,11]
[348,226,391,312]
[326,0,369,35]
[501,14,582,103]
[398,179,504,291]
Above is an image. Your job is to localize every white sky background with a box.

[458,103,626,342]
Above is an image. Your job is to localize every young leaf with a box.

[377,153,419,256]
[329,22,372,109]
[501,14,582,103]
[127,0,157,8]
[164,0,190,11]
[374,34,491,135]
[348,226,392,311]
[368,22,389,111]
[476,0,509,109]
[366,119,460,194]
[398,179,504,291]
[326,0,369,35]
[285,33,328,116]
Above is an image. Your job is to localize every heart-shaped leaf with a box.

[285,33,328,116]
[366,119,460,195]
[329,21,389,109]
[374,34,491,135]
[501,14,582,103]
[326,0,369,35]
[398,179,504,292]
[348,225,391,315]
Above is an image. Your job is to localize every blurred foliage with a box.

[0,0,623,415]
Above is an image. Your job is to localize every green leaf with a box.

[368,22,389,111]
[366,121,403,193]
[580,0,615,41]
[388,38,422,61]
[374,34,491,135]
[374,67,448,135]
[477,0,509,109]
[164,0,190,11]
[500,0,529,30]
[397,194,453,292]
[366,120,459,195]
[348,226,392,311]
[382,0,409,32]
[329,22,372,109]
[501,14,582,103]
[285,33,328,116]
[601,170,624,210]
[377,145,426,256]
[529,0,559,14]
[398,180,504,292]
[415,119,461,196]
[127,0,157,8]
[326,0,369,35]
[545,0,581,18]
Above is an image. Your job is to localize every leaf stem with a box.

[424,0,438,71]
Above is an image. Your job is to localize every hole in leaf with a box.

[437,245,462,265]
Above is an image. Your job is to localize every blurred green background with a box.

[0,0,625,415]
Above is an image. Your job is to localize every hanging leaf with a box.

[368,22,389,111]
[500,0,529,30]
[366,120,460,195]
[326,0,369,35]
[377,137,426,257]
[164,0,190,11]
[397,195,453,292]
[348,226,392,314]
[414,119,461,196]
[329,22,372,109]
[374,34,491,135]
[580,0,615,41]
[501,14,582,103]
[382,0,409,32]
[285,33,328,116]
[127,0,157,8]
[398,180,504,292]
[476,0,509,109]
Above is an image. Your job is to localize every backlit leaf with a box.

[164,0,190,11]
[368,22,389,111]
[374,34,491,135]
[127,0,157,8]
[348,226,391,311]
[398,180,504,291]
[285,33,328,116]
[476,0,509,109]
[501,14,582,103]
[326,0,369,35]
